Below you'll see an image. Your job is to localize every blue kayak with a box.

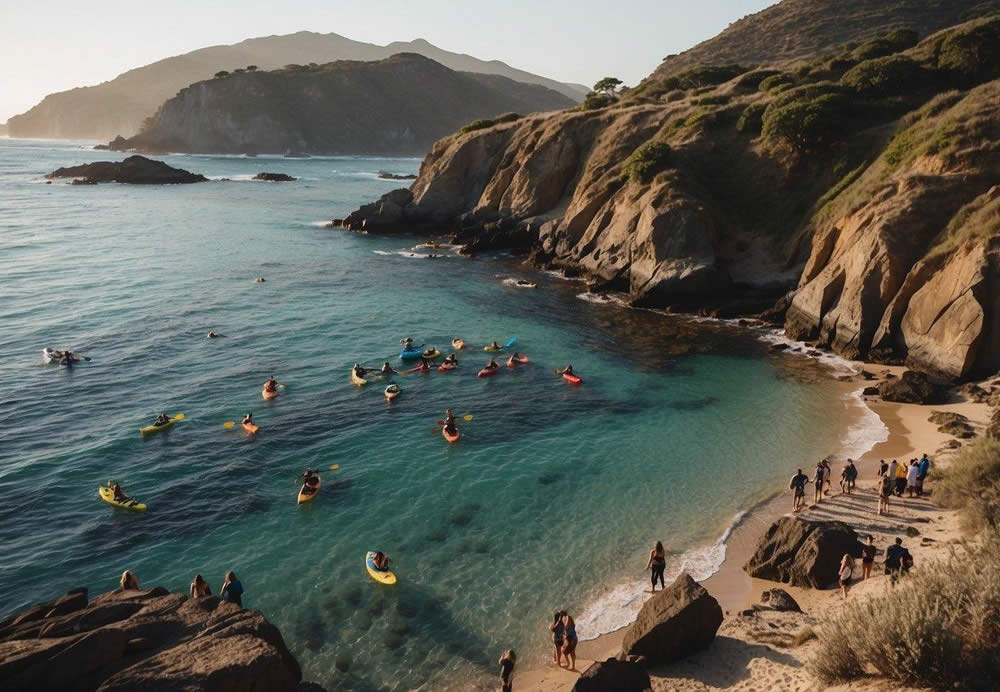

[399,345,425,360]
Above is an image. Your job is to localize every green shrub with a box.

[494,112,521,124]
[664,89,686,103]
[672,64,748,90]
[853,29,919,60]
[736,101,768,134]
[937,16,1000,84]
[459,118,496,134]
[696,94,730,106]
[759,73,794,92]
[735,69,781,90]
[581,91,616,110]
[937,437,1000,531]
[841,55,925,95]
[622,140,671,184]
[761,83,854,150]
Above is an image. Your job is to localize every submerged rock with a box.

[46,155,207,185]
[253,172,296,182]
[619,572,722,664]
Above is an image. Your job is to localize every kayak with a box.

[262,388,279,400]
[99,485,147,512]
[442,425,460,443]
[140,414,183,435]
[399,345,425,360]
[43,348,80,364]
[562,372,583,385]
[365,551,397,585]
[242,421,260,434]
[438,362,457,371]
[351,370,368,386]
[385,384,400,400]
[484,337,516,352]
[507,355,529,367]
[408,364,431,374]
[478,367,499,378]
[298,477,321,504]
[421,349,441,360]
[452,338,465,350]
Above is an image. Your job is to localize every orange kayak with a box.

[298,477,321,504]
[262,388,279,400]
[438,362,457,371]
[452,338,465,350]
[442,425,460,443]
[242,422,260,434]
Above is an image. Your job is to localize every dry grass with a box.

[936,436,1000,531]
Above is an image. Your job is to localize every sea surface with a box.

[0,138,883,690]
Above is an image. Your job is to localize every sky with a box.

[0,0,775,122]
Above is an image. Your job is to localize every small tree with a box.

[214,70,230,79]
[593,77,624,97]
[246,65,258,72]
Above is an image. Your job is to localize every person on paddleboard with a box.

[381,361,398,375]
[153,412,170,426]
[372,551,390,571]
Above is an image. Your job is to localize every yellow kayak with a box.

[298,477,321,504]
[365,551,397,585]
[351,370,368,386]
[139,413,184,435]
[99,485,147,512]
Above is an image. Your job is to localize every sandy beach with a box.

[517,358,991,692]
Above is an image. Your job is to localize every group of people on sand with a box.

[787,457,859,512]
[876,455,931,514]
[118,570,244,605]
[838,535,914,598]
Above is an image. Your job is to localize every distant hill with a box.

[115,54,575,156]
[5,32,588,141]
[647,0,1000,82]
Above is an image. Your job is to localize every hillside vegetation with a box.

[5,32,586,141]
[115,54,574,156]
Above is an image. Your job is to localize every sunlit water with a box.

[0,138,881,690]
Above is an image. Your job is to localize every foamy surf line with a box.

[575,511,747,640]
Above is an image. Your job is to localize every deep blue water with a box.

[0,138,871,689]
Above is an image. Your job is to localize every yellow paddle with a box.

[172,413,186,421]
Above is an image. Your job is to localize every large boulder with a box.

[46,156,207,184]
[252,172,296,182]
[759,588,801,613]
[619,572,722,664]
[879,370,937,404]
[744,516,861,588]
[573,657,651,692]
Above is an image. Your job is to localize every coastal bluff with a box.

[0,586,323,691]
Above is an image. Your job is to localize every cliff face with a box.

[6,32,586,141]
[340,14,1000,380]
[115,54,574,156]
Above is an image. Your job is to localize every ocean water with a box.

[0,138,878,690]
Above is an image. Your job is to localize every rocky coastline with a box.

[0,586,324,691]
[46,156,207,185]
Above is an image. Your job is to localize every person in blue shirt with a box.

[220,571,244,607]
[917,454,931,496]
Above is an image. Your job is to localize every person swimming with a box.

[206,331,218,339]
[153,412,170,426]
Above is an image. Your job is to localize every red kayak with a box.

[442,425,460,443]
[438,362,457,372]
[478,367,499,378]
[562,372,583,385]
[409,364,431,374]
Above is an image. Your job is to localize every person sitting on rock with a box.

[190,574,211,598]
[220,571,244,607]
[120,570,139,590]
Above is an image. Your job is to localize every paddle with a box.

[172,413,186,421]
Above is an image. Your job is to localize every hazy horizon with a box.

[0,0,773,123]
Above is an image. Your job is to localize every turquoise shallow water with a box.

[1,138,871,689]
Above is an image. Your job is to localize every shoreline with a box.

[517,342,991,691]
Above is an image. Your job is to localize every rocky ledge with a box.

[47,156,207,185]
[253,172,297,182]
[376,171,417,180]
[0,586,323,692]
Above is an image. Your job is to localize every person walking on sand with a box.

[878,472,893,516]
[549,610,565,667]
[838,554,855,599]
[789,468,810,512]
[860,536,876,579]
[498,649,516,692]
[561,612,578,671]
[119,570,138,590]
[917,453,931,496]
[878,459,888,480]
[220,571,244,607]
[906,459,920,498]
[885,537,914,585]
[813,461,825,505]
[888,459,898,488]
[841,459,858,495]
[822,459,833,496]
[646,541,667,592]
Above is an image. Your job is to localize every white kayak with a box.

[42,348,82,364]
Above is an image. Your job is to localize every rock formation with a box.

[46,156,207,185]
[339,11,1000,380]
[619,573,723,664]
[0,587,322,692]
[112,54,574,157]
[744,517,861,588]
[573,657,652,692]
[879,370,938,404]
[253,172,296,182]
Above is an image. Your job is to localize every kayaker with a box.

[220,571,244,607]
[485,358,499,370]
[207,331,218,339]
[489,340,501,350]
[380,362,398,375]
[423,347,436,358]
[353,363,372,378]
[242,412,254,426]
[153,412,170,426]
[59,352,74,365]
[443,353,458,366]
[372,551,390,571]
[120,570,139,590]
[444,409,457,426]
[112,483,128,502]
[302,469,320,493]
[190,574,211,598]
[264,376,278,393]
[507,351,523,365]
[401,337,414,349]
[559,365,574,376]
[414,358,431,372]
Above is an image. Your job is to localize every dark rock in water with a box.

[958,382,990,402]
[861,370,876,380]
[744,516,861,589]
[253,172,296,182]
[0,587,322,691]
[377,171,417,180]
[769,343,790,352]
[862,386,880,396]
[619,572,722,664]
[880,370,938,404]
[759,588,801,612]
[93,143,111,150]
[573,657,651,691]
[47,155,207,185]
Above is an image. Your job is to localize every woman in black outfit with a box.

[646,541,666,592]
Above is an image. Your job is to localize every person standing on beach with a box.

[878,473,893,515]
[498,649,516,691]
[813,461,826,504]
[789,469,810,512]
[646,541,667,592]
[561,613,578,671]
[549,611,565,667]
[917,453,931,496]
[888,459,898,487]
[840,459,858,495]
[860,536,876,579]
[906,460,920,498]
[878,459,888,480]
[822,459,833,496]
[894,460,908,496]
[838,554,855,598]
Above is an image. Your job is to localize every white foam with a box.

[576,292,628,307]
[542,269,586,282]
[839,387,890,459]
[575,516,743,640]
[372,249,449,259]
